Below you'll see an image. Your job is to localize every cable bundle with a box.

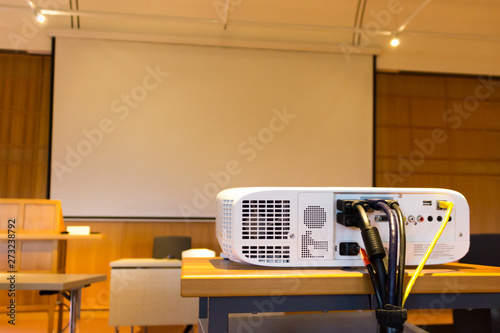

[349,199,454,333]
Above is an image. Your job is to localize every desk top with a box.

[0,273,107,291]
[0,232,103,240]
[181,257,500,297]
[110,258,182,268]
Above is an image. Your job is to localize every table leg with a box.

[57,292,64,332]
[491,308,500,333]
[199,297,208,319]
[68,288,82,333]
[205,294,372,333]
[207,298,229,333]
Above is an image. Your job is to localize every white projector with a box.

[216,187,470,267]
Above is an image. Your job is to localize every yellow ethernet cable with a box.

[402,201,454,307]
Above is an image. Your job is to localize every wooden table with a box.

[181,257,500,333]
[0,273,106,333]
[0,232,104,241]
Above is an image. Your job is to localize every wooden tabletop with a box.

[0,232,103,240]
[0,273,107,291]
[181,257,500,297]
[110,258,182,268]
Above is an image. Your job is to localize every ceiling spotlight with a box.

[34,8,46,23]
[390,35,400,47]
[36,13,46,23]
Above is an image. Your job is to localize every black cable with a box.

[367,264,384,309]
[354,203,387,305]
[372,256,387,306]
[350,200,408,332]
[391,203,406,307]
[354,203,370,230]
[361,248,384,309]
[378,202,398,306]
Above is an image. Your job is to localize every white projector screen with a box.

[50,37,374,219]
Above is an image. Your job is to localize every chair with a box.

[0,199,64,333]
[453,234,500,333]
[458,234,500,267]
[152,236,191,259]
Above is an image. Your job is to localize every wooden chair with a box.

[0,199,65,333]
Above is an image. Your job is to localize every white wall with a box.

[0,9,51,54]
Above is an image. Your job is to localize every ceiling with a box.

[1,0,499,75]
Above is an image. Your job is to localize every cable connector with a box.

[336,199,371,213]
[437,200,452,210]
[336,213,363,227]
[339,242,360,256]
[364,199,399,211]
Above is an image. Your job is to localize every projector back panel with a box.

[216,187,470,267]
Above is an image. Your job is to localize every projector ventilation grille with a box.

[242,245,290,263]
[241,199,291,240]
[217,199,236,259]
[303,205,326,228]
[301,205,329,259]
[218,199,233,239]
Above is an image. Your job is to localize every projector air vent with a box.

[241,199,290,240]
[304,205,326,228]
[217,199,236,259]
[242,245,290,263]
[217,199,233,240]
[300,205,329,259]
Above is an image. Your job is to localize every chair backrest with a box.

[182,248,216,258]
[152,236,191,259]
[0,198,64,272]
[459,233,500,267]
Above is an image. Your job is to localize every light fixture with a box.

[34,8,46,23]
[36,12,46,23]
[390,34,400,47]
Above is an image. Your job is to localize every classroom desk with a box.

[0,232,104,241]
[181,257,500,333]
[0,273,106,333]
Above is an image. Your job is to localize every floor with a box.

[0,308,454,333]
[0,310,198,333]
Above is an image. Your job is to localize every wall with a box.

[0,53,53,311]
[0,53,51,199]
[2,52,500,311]
[64,220,220,310]
[376,73,500,234]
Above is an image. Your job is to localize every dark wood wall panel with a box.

[376,73,500,234]
[0,53,51,199]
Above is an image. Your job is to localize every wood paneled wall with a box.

[0,53,51,199]
[0,53,54,311]
[63,220,220,309]
[376,73,500,234]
